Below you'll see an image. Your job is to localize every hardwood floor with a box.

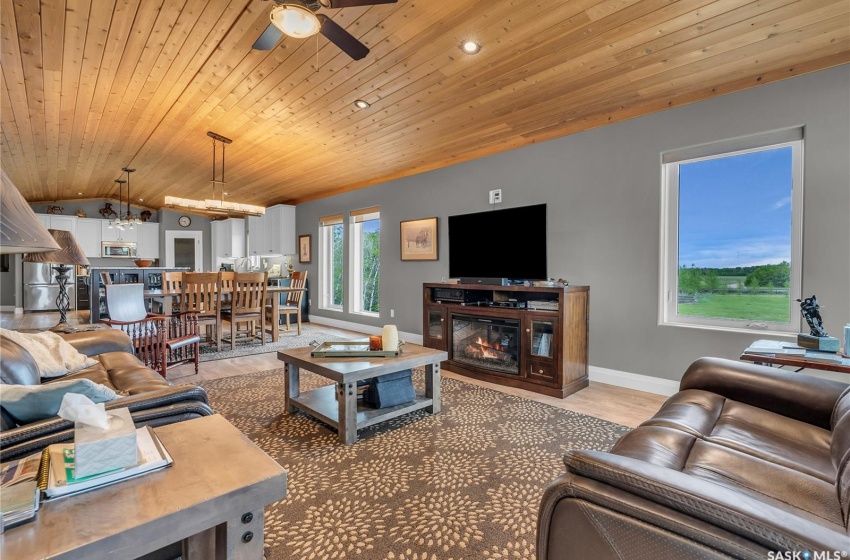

[2,311,666,427]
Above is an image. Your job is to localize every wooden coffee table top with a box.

[277,342,447,383]
[0,415,287,560]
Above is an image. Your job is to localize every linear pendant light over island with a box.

[165,132,265,217]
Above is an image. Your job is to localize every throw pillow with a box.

[0,379,119,425]
[0,328,97,379]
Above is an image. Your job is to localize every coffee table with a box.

[277,342,448,444]
[0,415,287,560]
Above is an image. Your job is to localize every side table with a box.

[0,414,287,559]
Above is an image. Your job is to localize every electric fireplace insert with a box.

[451,314,520,375]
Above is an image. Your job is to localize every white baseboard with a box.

[0,306,17,312]
[309,316,676,396]
[589,365,679,396]
[308,315,423,346]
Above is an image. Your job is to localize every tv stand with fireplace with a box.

[422,283,589,398]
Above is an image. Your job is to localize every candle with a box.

[381,325,399,353]
[369,335,383,351]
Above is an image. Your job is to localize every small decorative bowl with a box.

[134,259,154,268]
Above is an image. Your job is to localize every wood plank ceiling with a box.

[1,0,848,208]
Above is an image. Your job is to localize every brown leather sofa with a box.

[0,329,213,461]
[538,357,850,558]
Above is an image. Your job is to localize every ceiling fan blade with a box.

[317,14,369,60]
[321,0,397,7]
[252,23,283,50]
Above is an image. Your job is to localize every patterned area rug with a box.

[201,369,630,559]
[197,323,350,362]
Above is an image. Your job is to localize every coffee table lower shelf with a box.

[290,385,433,431]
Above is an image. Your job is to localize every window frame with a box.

[659,129,804,335]
[318,215,344,312]
[349,208,380,317]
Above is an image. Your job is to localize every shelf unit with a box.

[422,283,589,398]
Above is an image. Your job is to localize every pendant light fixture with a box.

[108,168,143,229]
[164,131,265,216]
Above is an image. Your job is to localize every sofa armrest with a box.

[0,403,214,462]
[59,329,134,356]
[0,385,209,450]
[561,450,848,552]
[680,357,847,429]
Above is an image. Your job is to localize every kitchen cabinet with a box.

[136,223,160,258]
[101,222,137,243]
[211,218,245,259]
[34,214,77,235]
[247,205,295,256]
[76,218,103,258]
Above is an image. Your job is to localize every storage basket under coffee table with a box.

[277,343,448,444]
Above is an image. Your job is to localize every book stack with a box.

[0,425,172,533]
[1,453,42,530]
[41,426,172,500]
[1,481,39,531]
[743,340,805,356]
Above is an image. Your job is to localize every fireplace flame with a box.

[475,336,505,351]
[464,337,505,360]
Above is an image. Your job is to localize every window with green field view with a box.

[319,216,344,311]
[661,129,803,332]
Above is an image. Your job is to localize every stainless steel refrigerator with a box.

[23,263,76,312]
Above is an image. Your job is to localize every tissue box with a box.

[74,408,138,478]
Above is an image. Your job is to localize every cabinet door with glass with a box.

[523,313,559,383]
[423,305,448,351]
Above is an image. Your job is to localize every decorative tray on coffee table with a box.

[310,341,400,358]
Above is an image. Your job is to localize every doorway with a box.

[165,231,203,271]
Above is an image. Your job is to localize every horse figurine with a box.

[99,203,118,219]
[46,205,63,215]
[140,210,152,222]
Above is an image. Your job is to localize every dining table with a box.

[144,286,306,343]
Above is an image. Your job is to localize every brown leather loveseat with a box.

[538,357,850,558]
[0,329,213,461]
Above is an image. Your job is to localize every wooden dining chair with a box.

[152,271,184,314]
[269,271,307,336]
[219,271,235,310]
[221,272,267,350]
[180,272,222,352]
[101,283,200,377]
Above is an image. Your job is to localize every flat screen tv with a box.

[448,204,547,281]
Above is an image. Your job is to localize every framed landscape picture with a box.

[400,217,438,261]
[298,234,311,263]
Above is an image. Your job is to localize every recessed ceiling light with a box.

[77,192,83,195]
[353,99,371,109]
[138,198,144,201]
[460,40,481,55]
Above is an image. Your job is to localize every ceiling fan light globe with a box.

[271,5,321,38]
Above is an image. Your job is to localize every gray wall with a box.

[295,65,850,382]
[158,210,212,272]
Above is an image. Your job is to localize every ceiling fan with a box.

[252,0,397,61]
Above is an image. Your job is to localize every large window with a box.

[660,128,803,333]
[349,207,380,316]
[319,213,344,311]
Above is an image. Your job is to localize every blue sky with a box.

[678,146,793,269]
[363,219,380,234]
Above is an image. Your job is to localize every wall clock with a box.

[178,215,191,227]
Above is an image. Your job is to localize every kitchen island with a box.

[88,267,189,322]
